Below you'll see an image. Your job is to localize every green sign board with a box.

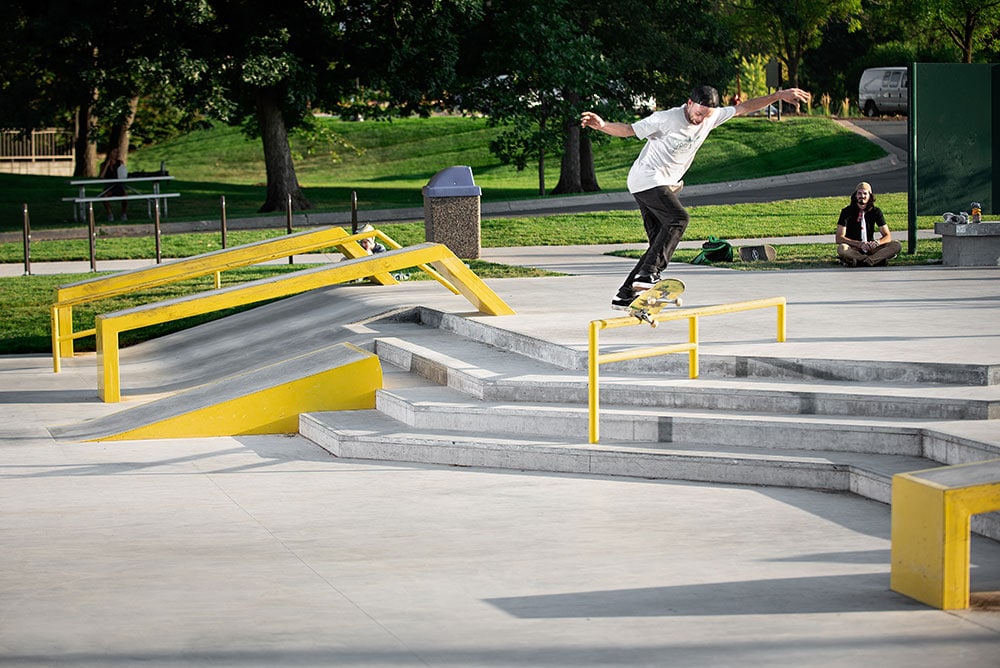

[908,63,998,251]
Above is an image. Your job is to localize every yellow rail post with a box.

[588,321,601,444]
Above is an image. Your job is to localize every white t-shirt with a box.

[626,105,736,193]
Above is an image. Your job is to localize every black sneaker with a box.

[611,288,635,310]
[632,274,659,290]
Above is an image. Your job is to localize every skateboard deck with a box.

[739,244,776,262]
[626,278,685,327]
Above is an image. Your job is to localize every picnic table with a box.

[64,174,179,222]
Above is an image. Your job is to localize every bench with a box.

[890,458,1000,609]
[65,175,177,221]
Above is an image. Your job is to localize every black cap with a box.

[689,85,720,108]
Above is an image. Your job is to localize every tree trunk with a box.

[73,95,97,177]
[537,118,546,196]
[255,88,312,213]
[109,96,139,164]
[551,118,582,195]
[581,132,599,192]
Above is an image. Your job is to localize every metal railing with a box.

[92,242,514,402]
[50,225,459,373]
[0,129,74,161]
[587,297,787,443]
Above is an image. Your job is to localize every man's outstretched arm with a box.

[734,88,811,117]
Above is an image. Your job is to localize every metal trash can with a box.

[422,166,481,259]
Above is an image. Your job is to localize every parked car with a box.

[859,67,908,117]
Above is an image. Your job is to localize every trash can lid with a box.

[423,165,481,197]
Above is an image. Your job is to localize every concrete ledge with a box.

[935,221,1000,267]
[891,459,1000,609]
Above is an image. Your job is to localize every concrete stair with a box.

[298,307,1000,538]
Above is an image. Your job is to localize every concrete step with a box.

[374,329,1000,421]
[375,385,931,455]
[299,409,935,506]
[417,306,1000,386]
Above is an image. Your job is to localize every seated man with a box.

[358,224,386,254]
[835,181,902,267]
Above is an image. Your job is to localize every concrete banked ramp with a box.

[51,342,382,442]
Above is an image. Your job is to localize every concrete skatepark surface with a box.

[3,253,1000,667]
[3,119,1000,666]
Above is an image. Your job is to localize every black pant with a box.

[619,186,689,293]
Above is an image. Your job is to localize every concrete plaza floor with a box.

[2,252,1000,667]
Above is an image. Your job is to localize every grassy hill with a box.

[1,115,885,232]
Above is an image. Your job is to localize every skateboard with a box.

[626,278,685,327]
[738,244,776,262]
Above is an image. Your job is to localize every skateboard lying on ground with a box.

[625,278,686,327]
[738,244,777,262]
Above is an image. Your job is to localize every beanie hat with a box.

[689,86,721,108]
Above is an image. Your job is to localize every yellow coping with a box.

[96,242,514,403]
[50,225,456,372]
[890,458,1000,609]
[95,343,382,440]
[587,297,786,443]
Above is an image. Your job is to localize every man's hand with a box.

[776,88,812,105]
[580,111,605,130]
[580,111,636,137]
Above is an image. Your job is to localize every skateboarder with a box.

[581,85,811,308]
[834,181,901,267]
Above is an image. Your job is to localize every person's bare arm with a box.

[734,88,811,117]
[580,111,636,137]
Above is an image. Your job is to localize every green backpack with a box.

[692,235,733,264]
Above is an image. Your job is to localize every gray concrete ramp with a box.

[51,343,382,441]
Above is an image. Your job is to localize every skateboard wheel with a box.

[650,321,658,328]
[676,297,683,307]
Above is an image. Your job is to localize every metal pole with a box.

[154,198,162,264]
[87,202,97,272]
[351,191,358,234]
[907,62,917,255]
[286,193,294,264]
[220,195,228,248]
[22,203,31,276]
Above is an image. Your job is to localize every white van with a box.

[858,67,908,116]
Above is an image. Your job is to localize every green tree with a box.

[724,0,863,89]
[1,0,211,176]
[459,0,735,195]
[175,0,480,212]
[460,0,609,195]
[902,0,1000,63]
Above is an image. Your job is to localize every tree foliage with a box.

[903,0,1000,63]
[724,0,863,88]
[459,0,736,195]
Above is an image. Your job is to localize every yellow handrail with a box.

[51,225,457,372]
[588,297,786,443]
[95,243,514,403]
